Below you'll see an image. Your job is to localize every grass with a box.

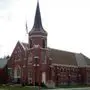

[0,84,90,90]
[0,85,39,90]
[56,84,90,88]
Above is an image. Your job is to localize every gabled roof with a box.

[75,53,87,67]
[11,41,90,67]
[48,48,90,67]
[81,54,90,66]
[10,41,29,58]
[21,42,29,50]
[16,41,29,51]
[0,58,8,68]
[48,48,78,66]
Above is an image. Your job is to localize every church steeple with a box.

[29,0,47,48]
[33,1,42,29]
[29,1,47,36]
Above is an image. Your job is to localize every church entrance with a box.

[14,65,21,83]
[42,72,46,84]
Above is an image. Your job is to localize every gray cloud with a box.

[0,0,12,10]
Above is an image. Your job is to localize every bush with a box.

[41,82,47,88]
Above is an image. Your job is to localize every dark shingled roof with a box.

[82,54,90,66]
[19,42,90,67]
[33,1,42,29]
[48,48,78,66]
[29,1,47,36]
[0,58,8,68]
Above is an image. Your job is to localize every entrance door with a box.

[14,65,21,83]
[42,72,46,84]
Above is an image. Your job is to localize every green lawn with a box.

[0,86,39,90]
[0,85,90,90]
[56,84,90,88]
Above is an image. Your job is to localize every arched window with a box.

[30,39,32,48]
[17,67,21,77]
[42,39,45,48]
[14,65,21,78]
[61,68,63,72]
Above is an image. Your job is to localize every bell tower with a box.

[28,1,48,85]
[29,1,47,49]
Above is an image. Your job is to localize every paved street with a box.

[42,87,90,90]
[0,87,90,90]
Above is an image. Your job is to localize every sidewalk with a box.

[42,87,90,90]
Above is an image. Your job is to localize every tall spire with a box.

[33,1,42,29]
[29,0,47,36]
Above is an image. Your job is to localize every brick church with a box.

[8,1,90,87]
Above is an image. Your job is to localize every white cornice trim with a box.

[19,41,26,51]
[29,35,47,38]
[52,63,78,68]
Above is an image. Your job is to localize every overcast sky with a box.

[0,0,90,58]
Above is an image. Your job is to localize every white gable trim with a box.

[19,41,26,51]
